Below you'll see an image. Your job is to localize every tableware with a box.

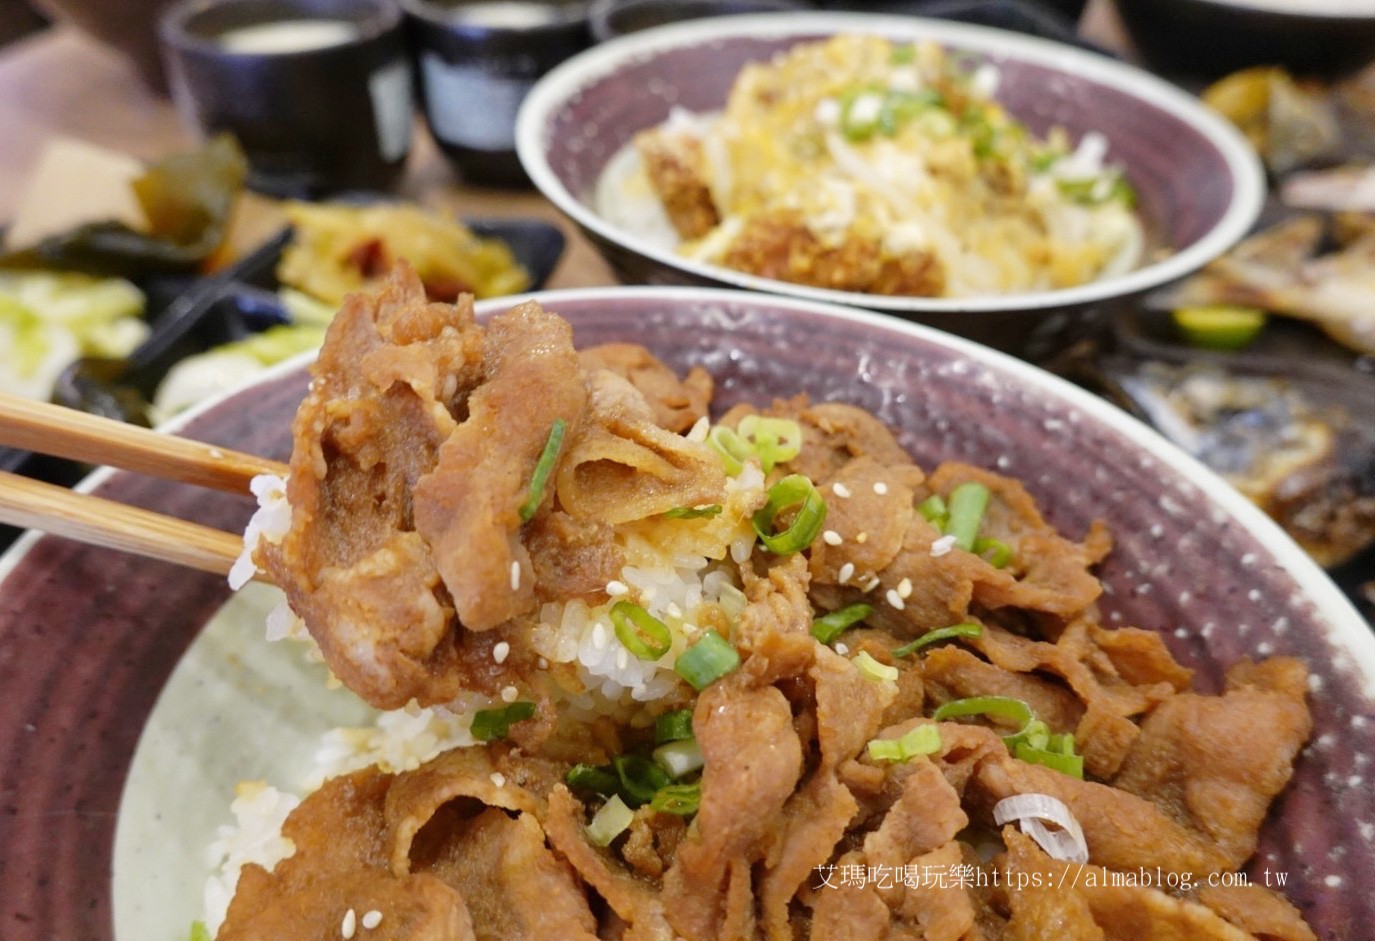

[403,0,593,188]
[159,0,413,197]
[1114,0,1375,81]
[589,0,808,43]
[0,285,1370,938]
[515,14,1265,356]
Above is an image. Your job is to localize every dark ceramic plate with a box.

[0,216,565,549]
[0,286,1370,939]
[1115,0,1375,81]
[516,13,1264,354]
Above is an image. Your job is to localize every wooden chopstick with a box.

[0,392,288,493]
[0,470,246,576]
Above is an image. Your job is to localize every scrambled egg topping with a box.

[636,35,1144,298]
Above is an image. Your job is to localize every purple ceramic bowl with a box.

[0,287,1370,939]
[515,14,1265,355]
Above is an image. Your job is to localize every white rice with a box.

[202,781,300,935]
[228,474,291,590]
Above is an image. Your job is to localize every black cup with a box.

[160,0,414,197]
[403,0,592,188]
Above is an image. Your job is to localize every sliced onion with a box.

[992,793,1089,864]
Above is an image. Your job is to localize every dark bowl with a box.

[1115,0,1375,81]
[516,14,1265,356]
[589,0,810,42]
[0,286,1370,939]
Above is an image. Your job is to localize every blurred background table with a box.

[0,0,1131,284]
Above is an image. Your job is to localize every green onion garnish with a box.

[519,418,566,522]
[737,415,803,473]
[945,482,990,551]
[891,622,983,658]
[1007,722,1084,778]
[917,493,949,527]
[613,754,671,806]
[753,474,827,555]
[470,701,537,742]
[891,42,916,65]
[664,504,723,520]
[650,782,701,816]
[655,709,694,744]
[675,630,740,691]
[974,537,1012,568]
[853,650,898,684]
[566,762,619,796]
[610,601,673,661]
[811,603,873,645]
[866,723,942,763]
[707,425,754,476]
[188,922,212,941]
[653,739,705,779]
[931,695,1034,741]
[586,794,634,846]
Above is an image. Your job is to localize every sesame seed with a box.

[492,642,510,665]
[897,578,912,599]
[510,561,521,591]
[361,911,383,930]
[490,772,506,788]
[833,482,852,499]
[209,447,224,459]
[835,643,850,655]
[666,602,683,619]
[873,481,888,495]
[930,534,956,557]
[855,532,868,544]
[863,576,881,592]
[838,562,855,583]
[537,657,549,669]
[501,685,518,703]
[822,530,843,546]
[342,908,357,940]
[886,589,906,610]
[606,580,630,597]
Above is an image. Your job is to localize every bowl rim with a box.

[515,12,1268,315]
[1130,0,1375,20]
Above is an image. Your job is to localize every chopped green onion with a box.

[737,415,803,473]
[840,86,884,141]
[653,739,705,779]
[470,701,537,742]
[931,695,1034,742]
[613,754,671,806]
[717,582,748,621]
[918,494,949,527]
[650,783,701,816]
[566,762,619,796]
[892,622,983,658]
[586,794,634,847]
[812,602,873,645]
[945,482,990,552]
[188,922,212,941]
[707,425,753,476]
[655,709,694,744]
[610,601,673,661]
[753,474,827,555]
[519,419,566,522]
[853,650,899,684]
[664,504,723,520]
[1013,739,1084,778]
[974,537,1012,568]
[867,723,942,763]
[891,42,916,64]
[1173,305,1267,351]
[675,630,740,691]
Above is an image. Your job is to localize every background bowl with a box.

[516,13,1265,356]
[0,286,1370,938]
[1114,0,1375,81]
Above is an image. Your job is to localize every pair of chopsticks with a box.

[0,392,288,577]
